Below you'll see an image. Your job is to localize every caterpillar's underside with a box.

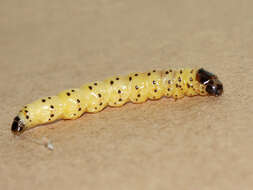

[11,68,223,134]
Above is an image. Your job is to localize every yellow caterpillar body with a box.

[11,68,223,134]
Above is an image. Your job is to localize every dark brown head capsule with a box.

[196,68,223,96]
[11,116,25,134]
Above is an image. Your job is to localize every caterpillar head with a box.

[196,68,223,96]
[11,116,25,135]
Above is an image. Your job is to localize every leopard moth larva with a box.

[11,68,223,134]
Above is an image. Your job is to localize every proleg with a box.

[11,68,223,134]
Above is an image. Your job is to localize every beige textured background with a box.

[1,0,253,189]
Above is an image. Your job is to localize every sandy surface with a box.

[1,0,253,189]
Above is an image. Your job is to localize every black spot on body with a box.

[48,97,51,99]
[50,114,54,117]
[129,77,132,81]
[153,70,156,72]
[137,94,141,97]
[118,90,121,94]
[119,98,122,102]
[153,80,156,85]
[24,110,28,113]
[78,108,82,111]
[165,71,169,74]
[77,99,80,103]
[94,82,98,86]
[50,105,54,109]
[135,85,139,90]
[147,72,151,76]
[98,94,102,98]
[154,89,157,93]
[42,99,46,102]
[135,73,138,76]
[71,89,75,92]
[66,92,71,96]
[88,86,92,90]
[116,77,119,80]
[26,115,29,119]
[110,81,114,85]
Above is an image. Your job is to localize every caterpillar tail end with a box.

[11,116,25,135]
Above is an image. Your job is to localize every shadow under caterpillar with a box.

[11,68,223,134]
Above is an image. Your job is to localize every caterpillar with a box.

[11,68,223,134]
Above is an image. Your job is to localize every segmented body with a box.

[16,68,208,131]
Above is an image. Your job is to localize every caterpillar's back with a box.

[11,68,223,134]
